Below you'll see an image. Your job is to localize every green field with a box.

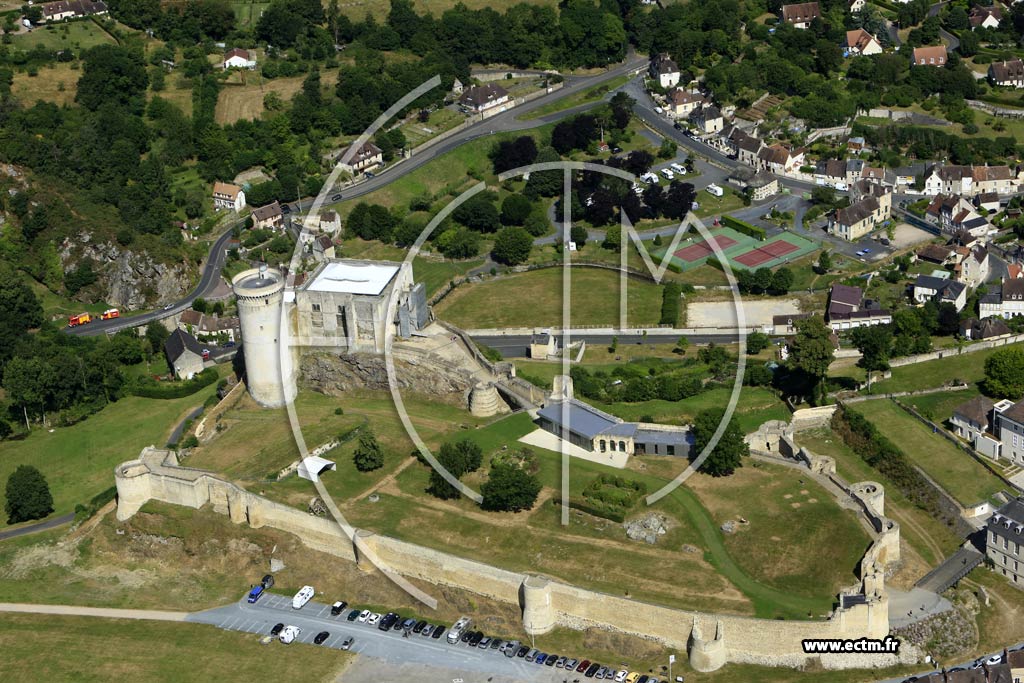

[0,379,222,530]
[520,74,631,120]
[855,400,1007,507]
[12,20,114,50]
[434,266,665,328]
[231,1,272,28]
[0,614,349,683]
[870,345,1014,394]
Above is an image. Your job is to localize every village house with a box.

[689,105,724,134]
[959,317,1010,341]
[164,329,207,380]
[649,53,681,89]
[954,244,990,288]
[318,210,341,234]
[529,331,558,359]
[969,5,1001,30]
[926,194,973,228]
[222,48,256,70]
[844,29,883,56]
[728,128,763,167]
[311,235,336,261]
[251,201,284,231]
[825,284,892,330]
[212,182,246,212]
[816,159,847,187]
[756,143,803,174]
[916,243,953,266]
[975,192,1001,213]
[728,167,779,201]
[38,0,107,22]
[333,141,383,176]
[780,2,820,29]
[178,310,241,344]
[980,278,1024,319]
[951,395,1003,459]
[459,83,511,115]
[974,165,1017,194]
[827,180,891,241]
[987,498,1024,589]
[913,274,968,311]
[912,45,948,67]
[666,89,705,118]
[989,59,1024,88]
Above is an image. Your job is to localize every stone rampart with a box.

[114,446,919,672]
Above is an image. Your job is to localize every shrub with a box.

[130,369,218,399]
[720,215,766,240]
[353,430,385,472]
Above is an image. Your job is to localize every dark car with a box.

[673,122,682,130]
[346,609,360,622]
[516,645,529,658]
[545,654,557,667]
[638,676,650,683]
[460,630,474,643]
[281,204,291,214]
[469,632,484,647]
[331,193,343,201]
[224,341,235,347]
[612,147,622,153]
[577,659,591,672]
[585,662,600,677]
[413,620,427,634]
[391,617,405,631]
[364,171,376,178]
[535,653,547,665]
[490,639,502,650]
[330,601,348,616]
[379,613,399,631]
[431,626,446,640]
[270,623,285,636]
[261,574,275,589]
[314,631,330,645]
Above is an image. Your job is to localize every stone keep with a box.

[232,266,297,407]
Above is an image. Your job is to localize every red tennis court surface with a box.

[673,235,739,262]
[733,240,800,267]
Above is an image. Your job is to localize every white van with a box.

[641,172,659,184]
[670,162,686,174]
[280,625,301,644]
[706,184,724,197]
[660,168,674,180]
[292,585,315,609]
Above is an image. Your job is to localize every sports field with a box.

[653,227,817,273]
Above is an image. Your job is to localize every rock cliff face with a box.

[301,351,474,405]
[59,232,192,309]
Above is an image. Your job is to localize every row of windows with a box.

[598,440,628,453]
[311,304,347,314]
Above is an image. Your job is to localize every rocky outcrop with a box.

[300,351,474,404]
[58,232,192,309]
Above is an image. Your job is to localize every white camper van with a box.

[292,585,315,609]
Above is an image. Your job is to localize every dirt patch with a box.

[790,502,801,508]
[686,297,801,328]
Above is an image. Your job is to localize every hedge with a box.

[560,497,627,523]
[721,215,766,241]
[660,282,682,326]
[129,368,219,399]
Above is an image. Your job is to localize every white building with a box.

[459,84,511,115]
[223,48,256,70]
[980,279,1024,319]
[845,29,883,56]
[649,54,681,89]
[213,182,246,212]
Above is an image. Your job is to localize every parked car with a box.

[586,662,601,677]
[246,585,264,603]
[341,636,354,650]
[379,613,399,631]
[402,618,418,632]
[420,624,434,637]
[357,609,370,622]
[638,675,650,683]
[291,585,315,609]
[578,659,592,672]
[670,163,686,174]
[536,653,547,664]
[545,654,557,666]
[555,656,567,668]
[490,638,503,650]
[431,626,445,640]
[367,612,381,626]
[314,631,330,645]
[331,193,343,201]
[330,601,348,616]
[626,673,641,683]
[565,658,579,670]
[613,671,628,683]
[261,574,274,589]
[364,171,376,178]
[279,625,301,644]
[281,204,291,214]
[503,640,520,657]
[525,648,538,662]
[469,632,484,647]
[346,609,360,622]
[516,645,529,658]
[270,623,285,637]
[597,667,608,678]
[478,637,491,649]
[460,630,474,643]
[660,168,674,180]
[413,620,427,633]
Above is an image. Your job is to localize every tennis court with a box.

[723,232,817,271]
[733,239,800,267]
[673,235,740,263]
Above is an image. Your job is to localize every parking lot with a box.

[187,593,629,682]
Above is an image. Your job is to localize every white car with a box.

[654,106,664,114]
[670,162,686,174]
[367,612,382,626]
[614,671,628,683]
[291,585,315,609]
[279,625,301,644]
[357,609,370,622]
[660,168,674,180]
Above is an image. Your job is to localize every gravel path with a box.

[0,603,189,622]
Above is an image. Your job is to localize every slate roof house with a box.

[459,83,511,114]
[780,2,820,28]
[989,59,1024,88]
[251,201,283,230]
[164,329,207,380]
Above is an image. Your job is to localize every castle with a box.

[231,259,428,407]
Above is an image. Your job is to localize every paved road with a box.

[190,593,585,682]
[474,332,741,358]
[167,405,206,446]
[65,225,239,338]
[0,602,188,621]
[0,513,75,543]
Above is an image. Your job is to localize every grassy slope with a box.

[0,379,222,530]
[434,267,665,328]
[869,346,1008,394]
[0,614,349,683]
[854,400,1007,507]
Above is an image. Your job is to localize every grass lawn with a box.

[520,74,630,120]
[12,20,114,50]
[10,61,82,107]
[215,70,339,124]
[0,380,223,530]
[905,388,981,424]
[694,187,747,219]
[854,400,1008,507]
[869,345,1011,394]
[595,386,791,434]
[794,427,962,574]
[231,0,272,27]
[0,614,350,682]
[434,267,665,329]
[398,107,465,147]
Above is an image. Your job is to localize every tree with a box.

[500,194,532,225]
[426,439,483,499]
[851,325,893,387]
[570,225,588,246]
[145,322,170,355]
[491,226,533,265]
[353,429,385,472]
[816,250,832,274]
[811,186,836,207]
[5,465,53,524]
[746,331,770,354]
[453,196,501,232]
[788,316,833,402]
[76,45,149,113]
[691,408,748,477]
[984,347,1024,398]
[480,462,541,512]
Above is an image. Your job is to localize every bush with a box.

[353,430,385,472]
[720,215,766,240]
[480,463,541,512]
[130,368,218,399]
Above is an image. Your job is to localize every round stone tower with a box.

[232,266,296,408]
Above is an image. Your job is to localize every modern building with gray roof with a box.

[536,397,691,457]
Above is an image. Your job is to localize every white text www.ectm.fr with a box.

[802,637,901,654]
